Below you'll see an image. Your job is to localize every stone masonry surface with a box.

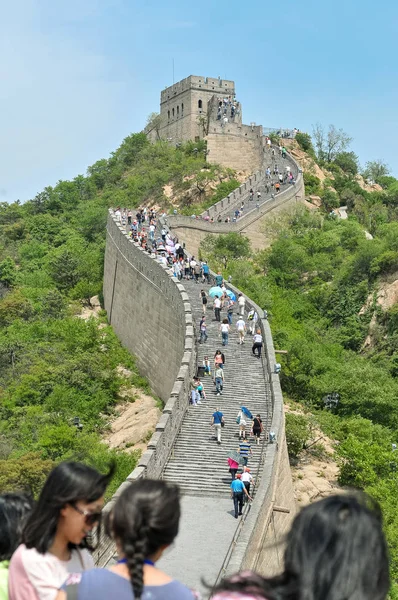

[96,212,197,567]
[99,133,299,582]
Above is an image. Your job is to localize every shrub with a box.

[285,413,310,458]
[295,132,313,153]
[303,173,321,196]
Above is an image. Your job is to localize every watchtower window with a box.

[198,99,203,109]
[177,106,179,116]
[181,103,184,115]
[168,110,170,120]
[172,108,175,117]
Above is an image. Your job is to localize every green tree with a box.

[41,289,66,319]
[0,453,54,495]
[201,233,251,268]
[145,112,162,140]
[285,413,310,458]
[0,290,33,326]
[0,257,17,287]
[48,248,80,291]
[334,151,359,176]
[295,132,314,153]
[312,124,353,163]
[362,160,390,184]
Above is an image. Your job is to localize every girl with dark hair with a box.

[211,493,390,600]
[8,461,114,600]
[57,479,196,600]
[0,493,34,599]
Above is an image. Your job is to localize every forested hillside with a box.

[200,130,398,592]
[0,133,235,497]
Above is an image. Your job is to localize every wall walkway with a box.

[98,145,299,587]
[165,145,304,254]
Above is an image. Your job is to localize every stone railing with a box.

[95,211,197,566]
[217,285,288,578]
[152,225,293,580]
[200,146,299,221]
[163,173,303,235]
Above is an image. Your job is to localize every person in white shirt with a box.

[241,466,254,500]
[189,258,197,280]
[252,330,263,358]
[237,409,247,439]
[214,296,221,322]
[220,319,230,346]
[238,293,246,316]
[236,317,246,345]
[149,224,155,241]
[247,309,258,334]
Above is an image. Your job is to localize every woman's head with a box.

[109,479,180,600]
[23,461,114,553]
[0,493,34,561]
[283,493,389,600]
[213,494,389,600]
[222,318,228,324]
[215,350,221,356]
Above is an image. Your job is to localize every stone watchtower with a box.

[156,75,263,173]
[158,75,236,143]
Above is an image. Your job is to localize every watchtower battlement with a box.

[155,74,263,173]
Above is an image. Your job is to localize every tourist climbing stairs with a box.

[162,278,272,497]
[212,148,298,222]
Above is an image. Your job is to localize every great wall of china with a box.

[97,76,304,594]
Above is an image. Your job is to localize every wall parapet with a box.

[156,218,294,580]
[95,211,197,567]
[164,174,304,236]
[200,145,301,221]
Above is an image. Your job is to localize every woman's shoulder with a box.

[157,579,198,599]
[65,570,198,599]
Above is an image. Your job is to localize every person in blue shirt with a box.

[211,409,224,444]
[215,272,223,287]
[202,262,210,284]
[230,474,251,518]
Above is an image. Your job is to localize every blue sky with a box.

[1,0,397,203]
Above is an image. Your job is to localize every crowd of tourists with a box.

[216,96,240,124]
[188,143,297,224]
[0,463,391,600]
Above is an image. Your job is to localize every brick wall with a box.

[164,173,305,254]
[96,212,197,566]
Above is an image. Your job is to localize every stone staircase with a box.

[162,278,272,497]
[216,148,298,223]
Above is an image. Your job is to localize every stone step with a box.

[162,277,272,496]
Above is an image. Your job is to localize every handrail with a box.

[210,283,273,587]
[158,216,276,585]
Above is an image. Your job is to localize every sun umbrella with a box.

[226,290,236,301]
[208,286,224,298]
[241,406,253,419]
[227,450,245,465]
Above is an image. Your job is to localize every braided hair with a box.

[108,479,180,600]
